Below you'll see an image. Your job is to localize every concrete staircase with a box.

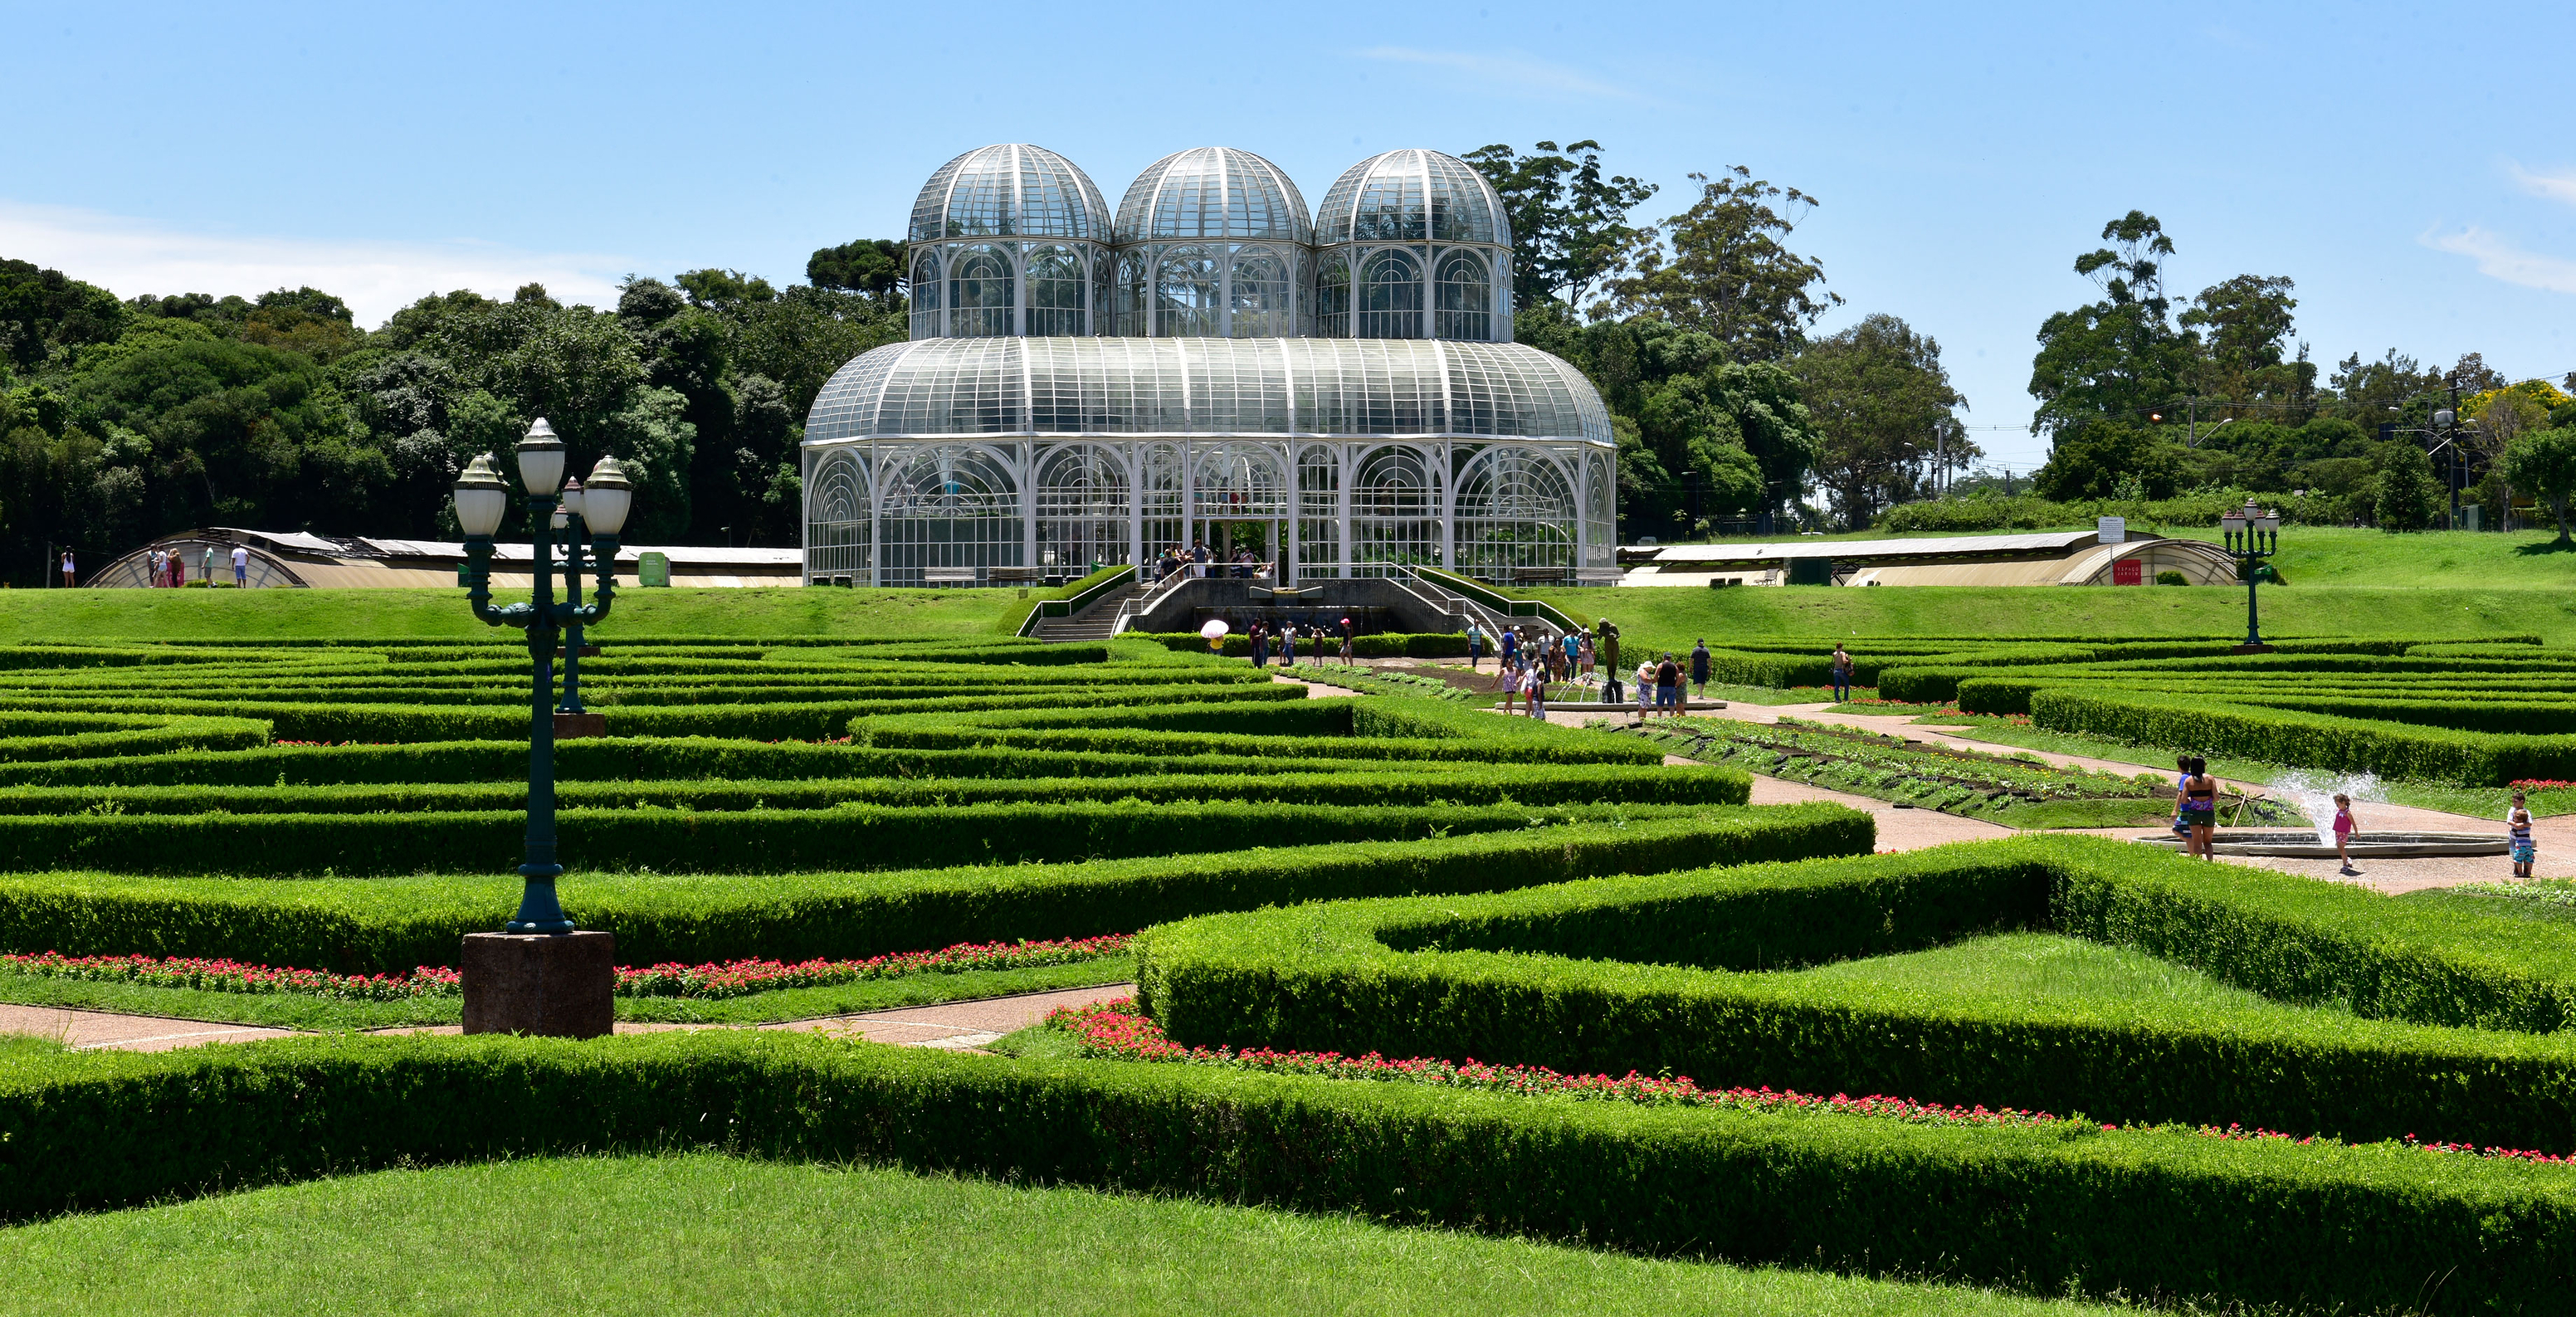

[1034,583,1144,640]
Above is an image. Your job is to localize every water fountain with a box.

[2132,767,2505,858]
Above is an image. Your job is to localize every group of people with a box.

[134,544,250,588]
[1244,617,1354,667]
[1153,543,1266,582]
[2171,756,2539,880]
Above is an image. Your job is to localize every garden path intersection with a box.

[18,628,2576,1311]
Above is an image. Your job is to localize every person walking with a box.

[1281,622,1298,667]
[1633,658,1655,723]
[1525,661,1548,719]
[148,549,163,587]
[1500,655,1523,715]
[202,546,216,585]
[2332,793,2358,876]
[231,544,249,587]
[59,550,74,588]
[1337,616,1354,663]
[1830,644,1853,702]
[1578,630,1594,682]
[2510,791,2537,880]
[1466,622,1485,672]
[1656,652,1683,717]
[2179,757,2218,860]
[1598,617,1620,680]
[1690,639,1710,699]
[2169,755,2193,846]
[1500,626,1520,668]
[1560,628,1579,680]
[1250,621,1269,668]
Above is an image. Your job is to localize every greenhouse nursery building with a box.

[799,144,1617,588]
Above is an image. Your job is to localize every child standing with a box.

[2510,791,2537,880]
[2332,793,2356,876]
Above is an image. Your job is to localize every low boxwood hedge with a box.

[2024,688,2576,784]
[1134,834,2576,1153]
[4,1032,2572,1313]
[0,807,1866,969]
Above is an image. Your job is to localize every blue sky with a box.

[8,0,2574,471]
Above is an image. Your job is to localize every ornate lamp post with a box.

[2217,497,2280,652]
[449,419,633,1036]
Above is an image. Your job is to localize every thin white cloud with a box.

[1354,46,1649,103]
[0,201,627,328]
[2508,160,2576,208]
[2422,224,2576,295]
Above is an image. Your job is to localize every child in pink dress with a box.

[2332,793,2355,876]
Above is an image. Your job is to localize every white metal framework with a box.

[907,144,1114,339]
[803,337,1610,585]
[1111,147,1314,339]
[1312,149,1514,343]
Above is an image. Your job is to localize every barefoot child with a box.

[2510,791,2537,880]
[2332,793,2356,875]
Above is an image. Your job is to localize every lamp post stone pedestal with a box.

[460,931,615,1038]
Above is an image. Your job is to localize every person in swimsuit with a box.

[2180,757,2218,860]
[2171,756,2193,841]
[2510,791,2537,880]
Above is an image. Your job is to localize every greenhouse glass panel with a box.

[804,449,871,582]
[1229,248,1290,338]
[1434,250,1492,342]
[1035,442,1130,568]
[1315,253,1350,338]
[1139,441,1187,559]
[1295,444,1341,581]
[1452,445,1575,579]
[949,246,1016,337]
[1357,250,1425,339]
[908,251,942,339]
[1350,444,1439,577]
[875,443,1022,584]
[1154,246,1220,337]
[1026,245,1088,336]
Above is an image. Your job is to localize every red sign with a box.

[2112,559,2144,586]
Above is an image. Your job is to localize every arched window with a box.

[1112,252,1149,337]
[1350,444,1438,575]
[1228,248,1290,338]
[1035,443,1129,569]
[876,443,1022,584]
[1434,250,1491,341]
[1155,245,1220,337]
[1025,245,1088,336]
[948,246,1014,337]
[1295,446,1340,581]
[806,450,871,581]
[1453,445,1574,579]
[1193,442,1290,519]
[1356,249,1424,339]
[1314,254,1350,337]
[909,251,942,339]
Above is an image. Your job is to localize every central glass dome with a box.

[1111,147,1313,339]
[1312,149,1514,343]
[905,144,1114,339]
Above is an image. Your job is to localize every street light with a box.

[452,418,628,938]
[2217,496,2280,651]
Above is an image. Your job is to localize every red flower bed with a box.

[2,934,1130,1003]
[2510,779,2576,791]
[1049,999,2576,1164]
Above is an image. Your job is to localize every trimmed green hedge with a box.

[1134,834,2576,1154]
[0,808,1866,969]
[0,800,1746,878]
[1138,632,1475,659]
[0,713,271,763]
[852,695,1665,766]
[0,761,1752,816]
[2025,688,2576,784]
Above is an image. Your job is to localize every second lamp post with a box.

[2217,497,2281,651]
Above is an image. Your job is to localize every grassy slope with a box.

[0,1153,2114,1317]
[1788,932,2346,1026]
[0,586,1029,640]
[0,958,1136,1030]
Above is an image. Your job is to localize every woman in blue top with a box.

[2178,757,2218,860]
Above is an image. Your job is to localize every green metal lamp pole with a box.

[451,420,636,934]
[2217,497,2281,649]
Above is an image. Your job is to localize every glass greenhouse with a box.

[806,144,1610,586]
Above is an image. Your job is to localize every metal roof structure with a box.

[1616,530,2241,588]
[88,529,800,590]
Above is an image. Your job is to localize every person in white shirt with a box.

[231,545,250,586]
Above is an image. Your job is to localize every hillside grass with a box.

[1534,583,2576,651]
[0,1152,2126,1317]
[0,586,1031,640]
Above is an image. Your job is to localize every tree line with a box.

[9,144,2573,588]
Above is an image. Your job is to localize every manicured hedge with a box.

[0,808,1866,969]
[6,1035,2575,1312]
[1137,632,1474,659]
[852,693,1665,766]
[0,760,1752,816]
[0,799,1741,878]
[0,714,271,763]
[1134,834,2576,1153]
[2026,688,2576,784]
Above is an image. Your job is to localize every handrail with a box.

[1112,569,1195,636]
[1414,565,1582,634]
[1015,563,1139,637]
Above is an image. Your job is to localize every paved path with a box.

[5,984,1136,1055]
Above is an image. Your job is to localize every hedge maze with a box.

[9,627,2576,1311]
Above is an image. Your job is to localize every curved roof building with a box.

[803,144,1604,591]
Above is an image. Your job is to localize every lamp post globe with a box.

[517,418,566,496]
[581,457,634,537]
[452,453,510,540]
[558,476,587,524]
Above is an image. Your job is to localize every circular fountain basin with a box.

[2134,830,2509,858]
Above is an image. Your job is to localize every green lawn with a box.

[0,958,1135,1031]
[0,585,1029,640]
[1534,583,2576,653]
[1654,525,2576,591]
[1787,931,2342,1024]
[0,1152,2125,1317]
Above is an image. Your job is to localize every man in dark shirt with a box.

[1598,618,1622,704]
[1656,653,1682,715]
[1690,639,1710,697]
